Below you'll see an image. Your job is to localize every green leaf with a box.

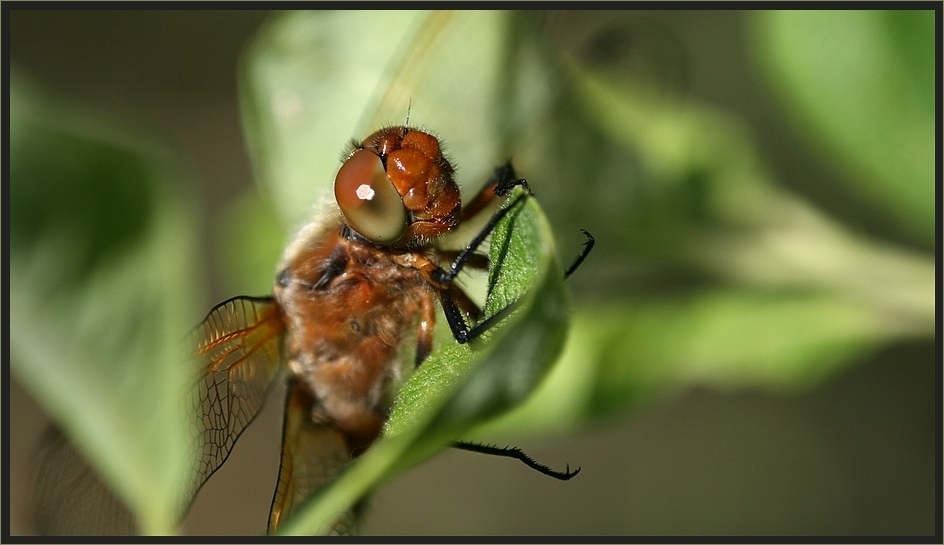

[10,72,197,535]
[468,18,935,438]
[563,46,934,329]
[478,286,930,440]
[239,10,425,227]
[752,10,934,242]
[278,196,568,536]
[214,190,286,296]
[391,194,566,438]
[240,11,561,226]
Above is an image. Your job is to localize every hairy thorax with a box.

[273,219,437,450]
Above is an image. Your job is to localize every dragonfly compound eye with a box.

[335,148,409,244]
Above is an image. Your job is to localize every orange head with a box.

[334,126,461,248]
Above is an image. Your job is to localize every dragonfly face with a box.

[191,126,526,534]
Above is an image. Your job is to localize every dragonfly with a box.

[27,12,596,536]
[190,125,594,535]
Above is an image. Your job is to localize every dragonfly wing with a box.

[30,426,137,535]
[190,296,286,498]
[31,295,285,535]
[267,381,355,535]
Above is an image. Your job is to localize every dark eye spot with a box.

[350,319,361,332]
[277,268,291,288]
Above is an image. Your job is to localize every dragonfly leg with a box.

[563,229,595,279]
[451,441,580,480]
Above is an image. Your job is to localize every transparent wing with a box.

[190,295,286,497]
[267,381,355,536]
[30,426,137,536]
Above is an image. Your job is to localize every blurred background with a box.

[9,10,936,536]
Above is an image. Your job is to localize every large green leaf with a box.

[10,73,197,534]
[240,11,563,228]
[476,14,934,439]
[242,11,527,225]
[752,10,934,242]
[239,10,423,227]
[565,55,934,324]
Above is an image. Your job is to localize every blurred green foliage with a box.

[754,10,935,241]
[10,74,198,534]
[10,10,934,535]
